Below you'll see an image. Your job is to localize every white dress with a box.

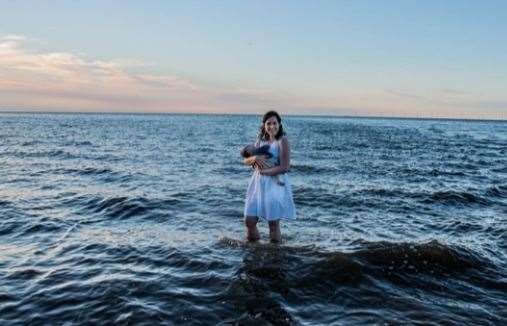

[244,139,296,221]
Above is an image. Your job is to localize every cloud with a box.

[1,34,27,41]
[0,35,291,113]
[0,34,26,53]
[0,34,505,119]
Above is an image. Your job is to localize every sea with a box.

[0,112,506,325]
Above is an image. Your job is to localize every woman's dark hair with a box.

[258,110,285,141]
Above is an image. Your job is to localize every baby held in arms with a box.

[241,144,285,186]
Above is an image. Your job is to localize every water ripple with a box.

[1,114,506,325]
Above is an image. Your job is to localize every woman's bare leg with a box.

[268,220,281,243]
[245,216,260,241]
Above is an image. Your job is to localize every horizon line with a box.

[0,109,505,123]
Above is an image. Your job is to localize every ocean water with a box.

[0,112,506,325]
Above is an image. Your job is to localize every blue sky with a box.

[1,1,506,118]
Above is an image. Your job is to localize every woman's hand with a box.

[244,155,269,170]
[243,156,256,166]
[253,155,269,170]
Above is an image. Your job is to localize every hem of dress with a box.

[256,215,296,221]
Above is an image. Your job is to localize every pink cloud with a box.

[0,35,290,113]
[1,35,421,116]
[1,35,504,119]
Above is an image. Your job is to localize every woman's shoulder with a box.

[278,136,289,145]
[277,136,290,152]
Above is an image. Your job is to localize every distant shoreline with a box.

[0,110,505,123]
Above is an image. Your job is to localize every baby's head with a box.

[240,144,257,158]
[240,144,272,158]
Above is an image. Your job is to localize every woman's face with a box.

[264,116,279,139]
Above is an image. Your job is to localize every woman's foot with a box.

[245,216,260,242]
[268,221,281,243]
[247,233,260,242]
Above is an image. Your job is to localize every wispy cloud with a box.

[1,34,27,41]
[1,35,505,119]
[0,35,292,113]
[0,34,26,53]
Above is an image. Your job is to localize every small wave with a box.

[0,199,13,207]
[62,194,189,221]
[7,149,79,160]
[315,144,339,151]
[216,166,247,175]
[350,141,370,149]
[427,168,466,177]
[445,162,479,170]
[218,238,487,279]
[442,220,485,234]
[20,221,64,236]
[491,166,507,173]
[81,167,114,176]
[350,188,496,207]
[315,129,335,136]
[1,209,53,236]
[6,268,45,281]
[485,185,507,198]
[63,167,115,176]
[292,187,345,209]
[63,140,94,147]
[293,186,409,210]
[291,164,336,174]
[296,185,495,210]
[41,150,74,159]
[423,191,491,205]
[42,167,133,183]
[86,196,151,219]
[21,140,44,146]
[354,187,407,198]
[355,240,486,273]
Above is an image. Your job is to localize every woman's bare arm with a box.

[259,137,290,176]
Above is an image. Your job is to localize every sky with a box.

[1,0,506,119]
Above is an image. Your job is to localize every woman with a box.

[243,111,296,243]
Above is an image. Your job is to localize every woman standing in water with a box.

[243,111,296,243]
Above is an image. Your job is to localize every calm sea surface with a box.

[1,113,506,325]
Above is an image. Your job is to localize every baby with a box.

[241,144,285,186]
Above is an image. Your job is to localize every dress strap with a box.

[276,138,282,151]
